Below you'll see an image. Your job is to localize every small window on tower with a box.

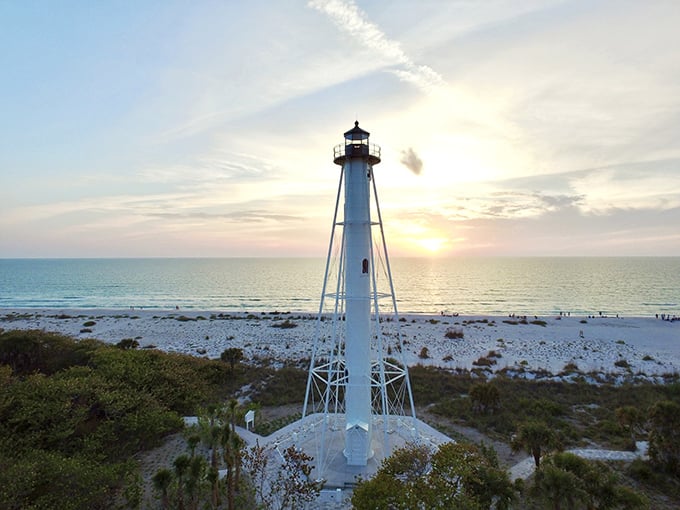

[362,258,369,274]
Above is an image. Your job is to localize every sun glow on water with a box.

[415,237,448,254]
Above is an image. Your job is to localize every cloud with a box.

[399,147,423,175]
[308,0,444,92]
[147,210,302,223]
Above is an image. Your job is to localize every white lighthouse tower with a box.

[302,122,418,476]
[336,121,378,464]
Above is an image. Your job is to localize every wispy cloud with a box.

[308,0,444,92]
[147,210,302,223]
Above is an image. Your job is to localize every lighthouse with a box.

[242,123,453,500]
[302,122,418,473]
[335,121,379,464]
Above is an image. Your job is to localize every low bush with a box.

[473,356,496,367]
[445,328,464,339]
[563,362,579,372]
[271,319,298,329]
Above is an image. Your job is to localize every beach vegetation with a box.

[615,359,631,369]
[511,420,560,468]
[615,405,645,450]
[116,337,140,349]
[444,327,464,339]
[152,468,173,509]
[470,382,501,414]
[351,442,516,510]
[175,315,196,322]
[271,319,298,329]
[410,365,680,455]
[220,347,244,371]
[563,362,579,372]
[250,365,307,406]
[3,326,680,507]
[157,422,323,510]
[472,366,492,377]
[418,346,430,359]
[253,413,301,436]
[627,458,680,506]
[473,356,496,367]
[0,329,262,508]
[529,452,649,510]
[648,400,680,477]
[241,443,322,510]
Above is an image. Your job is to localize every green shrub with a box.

[271,319,298,329]
[116,338,139,350]
[473,356,495,367]
[445,328,464,339]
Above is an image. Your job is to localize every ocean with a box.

[0,257,678,317]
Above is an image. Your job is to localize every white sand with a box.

[1,309,678,380]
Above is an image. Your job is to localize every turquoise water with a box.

[0,257,678,316]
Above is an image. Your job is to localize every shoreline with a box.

[2,308,678,381]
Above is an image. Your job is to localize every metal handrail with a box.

[333,143,381,160]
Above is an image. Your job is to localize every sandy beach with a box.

[1,309,678,381]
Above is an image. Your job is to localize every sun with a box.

[416,237,447,254]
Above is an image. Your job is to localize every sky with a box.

[1,0,679,258]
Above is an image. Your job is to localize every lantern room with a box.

[333,121,381,166]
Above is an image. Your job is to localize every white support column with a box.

[343,157,373,465]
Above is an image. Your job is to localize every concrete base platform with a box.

[237,413,453,506]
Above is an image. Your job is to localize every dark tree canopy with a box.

[352,442,515,510]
